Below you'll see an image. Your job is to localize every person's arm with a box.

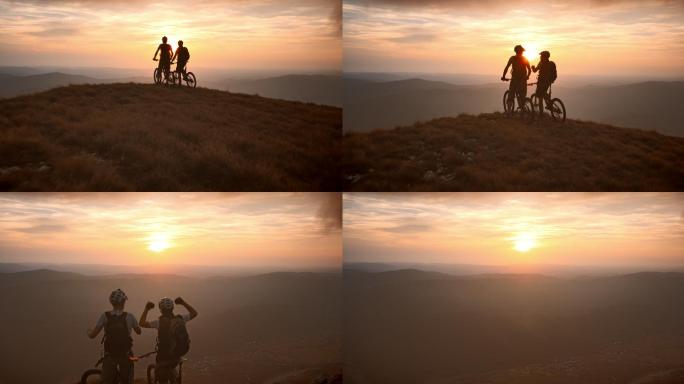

[171,49,178,62]
[87,313,105,339]
[501,57,512,80]
[531,63,539,73]
[129,314,142,335]
[153,45,160,60]
[139,302,155,328]
[526,61,532,79]
[175,297,198,320]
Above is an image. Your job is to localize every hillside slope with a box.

[0,83,341,191]
[343,113,684,191]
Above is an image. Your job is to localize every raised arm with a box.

[175,297,198,320]
[139,302,155,328]
[171,49,178,62]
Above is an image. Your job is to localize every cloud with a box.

[381,223,433,233]
[26,27,80,38]
[317,193,342,233]
[12,224,68,234]
[346,0,682,8]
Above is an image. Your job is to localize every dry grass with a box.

[343,113,684,191]
[0,83,341,191]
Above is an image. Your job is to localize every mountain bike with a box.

[80,351,157,384]
[530,83,566,122]
[501,78,535,122]
[168,65,197,88]
[147,357,186,384]
[153,59,174,86]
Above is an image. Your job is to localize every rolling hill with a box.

[344,79,684,137]
[343,113,684,191]
[0,269,342,384]
[345,269,684,384]
[0,72,101,98]
[0,83,341,191]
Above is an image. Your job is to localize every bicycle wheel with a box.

[147,364,157,384]
[80,369,103,384]
[522,98,535,123]
[185,72,197,88]
[153,68,161,85]
[530,94,541,115]
[550,98,566,122]
[503,91,514,114]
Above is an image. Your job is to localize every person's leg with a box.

[516,79,526,110]
[101,355,116,384]
[156,359,171,384]
[118,356,133,384]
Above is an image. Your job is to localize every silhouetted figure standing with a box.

[153,36,173,78]
[532,51,558,115]
[501,45,531,109]
[87,289,142,384]
[140,297,198,384]
[172,40,190,81]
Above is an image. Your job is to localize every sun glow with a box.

[522,44,540,60]
[147,232,172,253]
[513,232,537,253]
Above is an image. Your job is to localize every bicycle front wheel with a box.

[185,72,197,88]
[530,94,541,115]
[550,98,566,122]
[147,364,157,384]
[153,68,161,85]
[503,91,514,114]
[80,369,103,384]
[522,98,535,123]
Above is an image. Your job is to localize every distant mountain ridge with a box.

[344,78,684,137]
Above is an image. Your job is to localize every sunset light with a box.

[512,232,537,253]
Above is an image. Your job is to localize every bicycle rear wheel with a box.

[550,98,566,122]
[185,72,197,88]
[80,369,103,384]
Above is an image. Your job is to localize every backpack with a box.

[157,315,190,359]
[550,61,558,83]
[103,312,132,356]
[179,47,190,62]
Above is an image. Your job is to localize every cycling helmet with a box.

[514,45,525,53]
[162,36,168,43]
[109,289,128,305]
[540,50,550,58]
[159,297,174,310]
[178,40,184,46]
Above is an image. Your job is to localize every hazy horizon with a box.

[0,193,342,270]
[344,193,684,272]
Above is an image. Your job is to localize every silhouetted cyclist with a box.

[153,36,173,78]
[531,50,557,114]
[172,40,190,81]
[87,289,142,384]
[501,45,531,109]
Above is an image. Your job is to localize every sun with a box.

[522,44,539,60]
[513,232,537,253]
[147,232,171,253]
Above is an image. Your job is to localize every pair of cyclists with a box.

[501,44,558,114]
[153,36,191,82]
[87,289,198,384]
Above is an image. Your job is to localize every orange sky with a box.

[343,0,684,76]
[0,0,341,71]
[344,193,684,269]
[0,193,341,270]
